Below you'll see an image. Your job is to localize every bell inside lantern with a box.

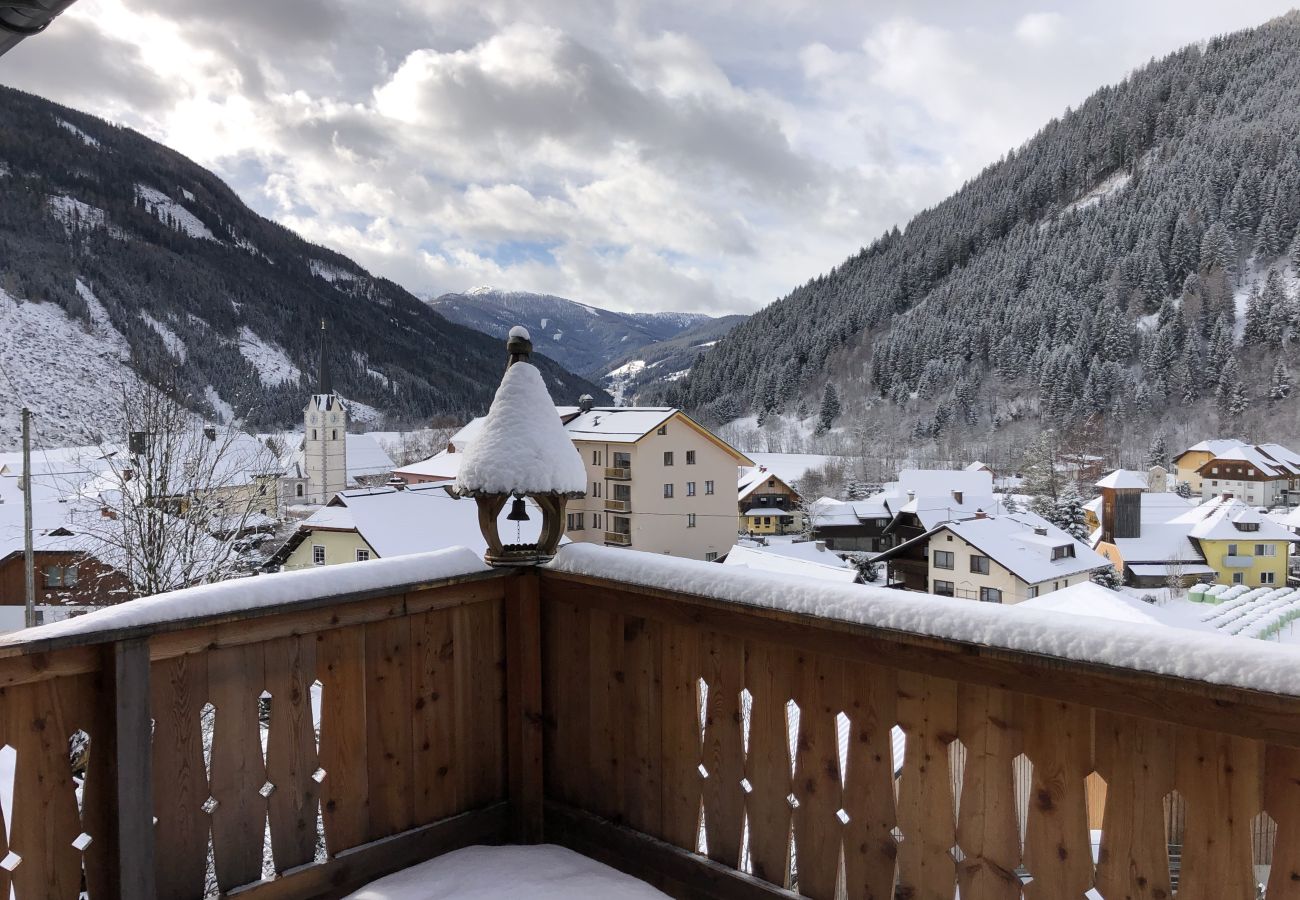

[506,495,530,522]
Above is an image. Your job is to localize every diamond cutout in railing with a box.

[0,851,20,871]
[786,792,800,810]
[890,825,905,844]
[949,844,965,863]
[697,763,709,779]
[740,777,753,794]
[72,833,92,851]
[202,796,219,815]
[259,781,276,799]
[312,767,327,784]
[836,808,850,825]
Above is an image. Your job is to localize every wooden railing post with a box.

[110,638,157,899]
[506,569,544,842]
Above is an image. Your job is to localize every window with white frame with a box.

[979,587,1003,603]
[356,549,370,561]
[1261,571,1277,585]
[704,551,718,562]
[704,480,714,495]
[687,513,696,528]
[312,545,326,566]
[687,481,696,496]
[1257,544,1277,556]
[686,450,696,465]
[664,483,674,498]
[664,451,674,466]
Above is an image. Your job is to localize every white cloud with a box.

[4,0,1299,317]
[1015,12,1066,46]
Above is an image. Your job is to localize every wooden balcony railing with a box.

[604,467,631,480]
[604,532,631,546]
[605,498,630,512]
[0,546,1297,899]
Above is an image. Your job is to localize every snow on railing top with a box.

[547,543,1300,697]
[0,547,491,645]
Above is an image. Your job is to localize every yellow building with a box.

[1171,439,1247,494]
[1184,500,1291,588]
[737,466,802,536]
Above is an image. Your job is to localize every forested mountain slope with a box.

[0,87,608,450]
[675,13,1300,458]
[429,287,716,378]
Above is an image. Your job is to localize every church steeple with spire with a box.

[303,319,348,504]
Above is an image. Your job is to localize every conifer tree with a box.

[815,384,840,436]
[1269,360,1291,401]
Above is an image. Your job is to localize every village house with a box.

[1194,443,1300,506]
[737,465,801,536]
[1172,438,1248,493]
[873,510,1107,602]
[0,501,134,630]
[270,483,546,570]
[1090,468,1294,588]
[393,397,751,561]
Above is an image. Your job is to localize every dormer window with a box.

[1235,521,1259,532]
[1051,545,1075,560]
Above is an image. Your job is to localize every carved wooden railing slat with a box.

[895,672,958,899]
[150,653,210,897]
[1021,698,1093,899]
[701,630,745,870]
[743,641,795,890]
[840,661,898,900]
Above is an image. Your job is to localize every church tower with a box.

[303,320,348,504]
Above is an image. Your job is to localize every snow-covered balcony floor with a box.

[343,845,666,900]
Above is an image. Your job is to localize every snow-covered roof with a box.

[546,543,1300,696]
[1198,444,1300,478]
[1084,490,1196,524]
[1176,496,1296,542]
[743,453,839,487]
[297,483,552,559]
[937,513,1110,584]
[1095,523,1205,565]
[392,450,461,481]
[280,433,396,484]
[1018,582,1208,630]
[738,464,801,501]
[742,506,795,517]
[562,407,676,443]
[721,543,858,584]
[1175,438,1248,460]
[1095,469,1148,489]
[965,461,991,472]
[897,468,993,497]
[455,362,586,496]
[1127,563,1217,577]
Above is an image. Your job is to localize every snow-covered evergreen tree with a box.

[1051,484,1090,542]
[1146,434,1168,469]
[1271,360,1292,400]
[1091,565,1124,590]
[814,383,840,435]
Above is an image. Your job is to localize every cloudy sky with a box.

[3,1,1297,314]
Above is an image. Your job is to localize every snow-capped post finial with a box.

[507,325,532,369]
[455,330,586,566]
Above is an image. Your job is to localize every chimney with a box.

[974,509,988,519]
[814,540,826,552]
[952,490,963,504]
[100,506,117,520]
[579,394,594,413]
[203,426,217,442]
[907,490,916,502]
[1034,526,1047,536]
[386,477,407,491]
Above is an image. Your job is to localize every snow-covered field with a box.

[141,311,187,361]
[0,286,137,450]
[135,184,217,241]
[238,327,303,387]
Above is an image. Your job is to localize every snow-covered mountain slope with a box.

[0,87,609,451]
[676,13,1300,453]
[429,288,722,379]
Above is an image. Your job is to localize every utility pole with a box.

[21,407,34,628]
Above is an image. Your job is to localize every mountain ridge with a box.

[0,86,610,451]
[674,14,1300,459]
